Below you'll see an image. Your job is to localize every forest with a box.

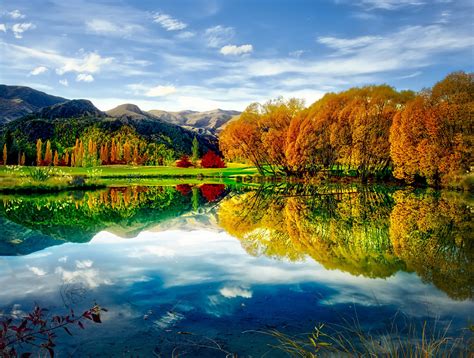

[220,71,473,187]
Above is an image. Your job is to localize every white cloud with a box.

[29,65,48,75]
[0,24,6,32]
[85,18,141,37]
[57,52,113,75]
[7,10,26,19]
[145,85,177,97]
[153,12,187,31]
[204,25,235,48]
[76,73,94,82]
[59,79,69,86]
[220,44,253,56]
[27,265,47,276]
[12,23,35,39]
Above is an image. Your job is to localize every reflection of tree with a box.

[218,185,405,278]
[390,190,474,300]
[0,186,198,250]
[219,185,473,298]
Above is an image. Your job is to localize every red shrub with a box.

[176,155,193,168]
[201,151,226,168]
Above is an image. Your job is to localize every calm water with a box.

[0,184,472,356]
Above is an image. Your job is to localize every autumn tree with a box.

[390,71,473,185]
[36,139,43,166]
[220,98,304,174]
[123,141,132,164]
[53,150,59,166]
[2,144,6,165]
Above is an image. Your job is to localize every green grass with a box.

[0,164,259,179]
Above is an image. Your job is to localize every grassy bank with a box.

[0,164,260,193]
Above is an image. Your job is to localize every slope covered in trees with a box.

[0,100,218,166]
[220,72,473,186]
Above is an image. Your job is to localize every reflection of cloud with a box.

[0,229,472,322]
[55,266,110,289]
[128,245,175,259]
[220,286,252,298]
[75,259,93,269]
[27,265,46,276]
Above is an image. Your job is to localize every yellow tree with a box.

[36,139,43,166]
[44,140,53,166]
[2,144,6,165]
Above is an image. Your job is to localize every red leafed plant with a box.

[200,151,226,168]
[0,304,106,358]
[176,155,193,168]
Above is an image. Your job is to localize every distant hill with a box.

[0,85,67,123]
[106,103,149,120]
[37,99,105,119]
[148,108,241,134]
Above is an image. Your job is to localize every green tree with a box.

[192,136,199,164]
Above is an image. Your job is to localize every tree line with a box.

[220,71,473,186]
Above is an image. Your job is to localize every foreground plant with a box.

[0,304,106,358]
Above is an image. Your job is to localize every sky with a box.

[0,0,473,112]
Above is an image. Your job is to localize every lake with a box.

[0,183,472,356]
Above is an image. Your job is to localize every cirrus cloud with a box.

[153,12,187,31]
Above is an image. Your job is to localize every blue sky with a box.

[0,0,473,111]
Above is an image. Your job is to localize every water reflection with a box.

[0,184,472,355]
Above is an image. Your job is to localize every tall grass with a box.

[264,314,472,357]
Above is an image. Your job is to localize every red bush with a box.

[176,184,192,195]
[200,184,225,202]
[176,155,193,168]
[201,151,226,168]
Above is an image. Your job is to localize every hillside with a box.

[0,85,67,123]
[1,99,218,165]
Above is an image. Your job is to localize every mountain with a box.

[0,85,67,123]
[149,109,241,134]
[106,103,149,120]
[37,99,105,119]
